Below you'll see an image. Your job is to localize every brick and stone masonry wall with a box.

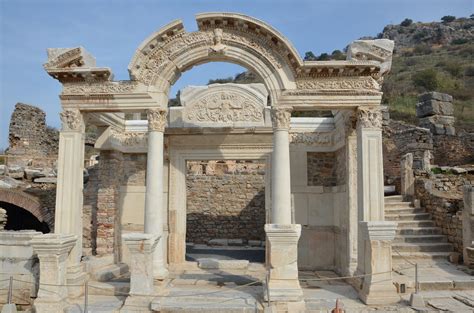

[433,133,474,166]
[307,148,346,187]
[186,160,266,244]
[415,172,474,254]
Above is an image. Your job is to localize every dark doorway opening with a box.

[1,201,50,233]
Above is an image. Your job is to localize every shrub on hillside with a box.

[465,66,474,77]
[443,62,463,77]
[400,18,413,27]
[441,15,456,23]
[412,69,439,91]
[413,44,432,55]
[451,38,468,45]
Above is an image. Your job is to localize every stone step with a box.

[87,281,129,296]
[198,258,249,270]
[384,195,404,202]
[385,207,424,214]
[385,213,431,221]
[397,227,442,235]
[385,201,413,209]
[393,235,448,243]
[396,220,435,228]
[92,263,129,282]
[392,251,451,261]
[392,243,453,253]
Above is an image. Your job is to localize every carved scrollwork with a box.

[62,81,139,95]
[289,132,332,145]
[186,92,263,123]
[296,77,380,91]
[60,109,83,131]
[357,107,383,129]
[271,107,292,130]
[111,129,147,146]
[147,108,168,132]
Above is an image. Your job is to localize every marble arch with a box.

[42,12,398,310]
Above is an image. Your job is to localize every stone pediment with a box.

[173,83,268,127]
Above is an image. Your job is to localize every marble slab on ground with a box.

[65,295,125,313]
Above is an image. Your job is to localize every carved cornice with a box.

[271,107,292,130]
[60,109,83,131]
[357,107,383,129]
[147,108,168,132]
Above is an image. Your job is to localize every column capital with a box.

[271,106,292,130]
[147,108,168,132]
[357,106,382,130]
[60,109,84,131]
[343,110,357,136]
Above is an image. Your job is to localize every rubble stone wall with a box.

[415,173,474,253]
[7,103,58,166]
[186,160,266,244]
[307,148,345,187]
[433,133,474,166]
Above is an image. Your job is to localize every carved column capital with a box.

[271,107,292,130]
[343,110,357,136]
[357,107,382,130]
[147,108,168,132]
[60,109,84,131]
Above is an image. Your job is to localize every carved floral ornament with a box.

[62,81,139,95]
[357,107,383,129]
[185,92,264,123]
[147,108,168,132]
[271,107,292,130]
[296,77,380,91]
[60,109,83,131]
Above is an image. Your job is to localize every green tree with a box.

[400,18,413,27]
[318,53,330,61]
[412,69,439,91]
[304,51,317,61]
[441,15,456,23]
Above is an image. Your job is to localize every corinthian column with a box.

[55,109,86,296]
[145,108,168,279]
[271,107,293,224]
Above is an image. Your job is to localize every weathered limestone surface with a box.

[0,231,41,306]
[31,234,76,313]
[358,221,398,305]
[400,153,415,200]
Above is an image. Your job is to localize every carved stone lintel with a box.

[357,107,382,130]
[60,109,84,131]
[147,108,168,132]
[271,107,292,130]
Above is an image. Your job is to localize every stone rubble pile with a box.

[0,164,57,187]
[416,92,455,135]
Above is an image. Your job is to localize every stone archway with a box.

[128,13,299,105]
[0,189,53,231]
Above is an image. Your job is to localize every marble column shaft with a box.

[145,108,168,279]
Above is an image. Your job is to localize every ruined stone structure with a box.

[19,12,400,311]
[7,103,58,166]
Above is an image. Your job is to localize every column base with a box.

[264,279,303,302]
[34,300,68,313]
[359,283,400,305]
[121,295,154,313]
[67,263,87,298]
[264,300,306,313]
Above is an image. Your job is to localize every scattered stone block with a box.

[7,166,24,179]
[198,258,249,270]
[24,168,45,180]
[208,239,228,246]
[248,240,262,247]
[0,165,6,176]
[33,177,57,184]
[228,239,243,246]
[0,177,21,189]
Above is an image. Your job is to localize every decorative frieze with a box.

[110,129,147,147]
[62,81,139,95]
[357,107,383,129]
[296,77,379,91]
[271,107,292,130]
[59,109,83,131]
[147,108,168,132]
[289,132,332,145]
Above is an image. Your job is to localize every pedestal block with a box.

[359,221,399,305]
[265,224,304,305]
[121,233,159,313]
[31,234,77,313]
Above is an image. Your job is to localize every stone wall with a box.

[83,165,99,256]
[415,172,474,253]
[433,133,474,166]
[307,148,345,187]
[186,160,266,244]
[7,103,58,166]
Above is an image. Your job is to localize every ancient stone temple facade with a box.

[39,13,396,311]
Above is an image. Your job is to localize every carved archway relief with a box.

[128,14,299,105]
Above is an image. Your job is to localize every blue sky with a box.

[0,0,471,149]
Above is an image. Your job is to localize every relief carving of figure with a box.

[210,28,227,54]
